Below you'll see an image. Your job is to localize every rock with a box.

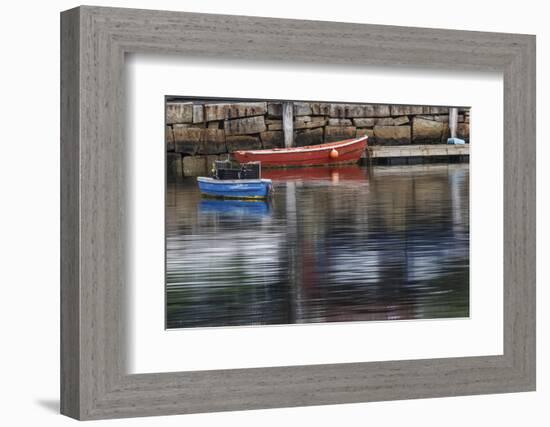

[356,128,375,143]
[428,106,449,114]
[173,127,202,154]
[457,123,470,143]
[294,117,326,130]
[328,118,353,126]
[204,102,267,121]
[207,121,222,129]
[183,156,207,177]
[166,125,175,152]
[224,116,266,135]
[412,118,445,143]
[373,125,411,145]
[393,116,410,126]
[441,123,451,142]
[226,135,262,152]
[166,102,193,124]
[295,128,324,147]
[260,131,284,149]
[389,105,424,116]
[375,117,395,126]
[294,102,312,116]
[193,104,204,123]
[167,152,183,176]
[294,116,312,124]
[196,129,226,155]
[174,127,226,154]
[310,103,331,115]
[353,118,376,128]
[267,102,282,118]
[325,126,357,142]
[329,104,390,118]
[268,122,283,131]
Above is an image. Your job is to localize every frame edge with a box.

[60,6,81,420]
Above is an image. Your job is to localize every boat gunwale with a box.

[233,136,368,156]
[197,177,272,185]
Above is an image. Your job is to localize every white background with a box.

[0,0,547,426]
[129,57,503,373]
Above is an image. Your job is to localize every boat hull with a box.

[197,177,272,199]
[232,136,368,168]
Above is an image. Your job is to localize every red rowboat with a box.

[232,135,368,168]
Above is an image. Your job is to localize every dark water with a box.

[166,163,469,329]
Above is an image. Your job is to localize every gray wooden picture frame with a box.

[60,5,536,420]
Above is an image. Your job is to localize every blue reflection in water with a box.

[199,199,270,217]
[166,164,469,329]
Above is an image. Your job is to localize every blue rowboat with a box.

[197,177,272,199]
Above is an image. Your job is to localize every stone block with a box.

[226,135,262,152]
[428,106,450,114]
[224,116,266,135]
[294,117,326,130]
[356,128,375,143]
[173,126,202,154]
[310,103,331,115]
[375,117,395,126]
[266,119,282,131]
[174,127,226,155]
[260,131,284,149]
[457,123,470,143]
[267,102,282,118]
[329,104,390,118]
[389,105,424,116]
[328,118,353,126]
[393,116,410,126]
[196,129,227,155]
[204,102,267,121]
[183,156,207,177]
[373,125,411,145]
[167,152,183,176]
[295,128,324,147]
[412,118,445,143]
[166,125,175,152]
[324,126,357,142]
[166,102,193,124]
[207,121,222,129]
[294,102,312,116]
[353,118,377,128]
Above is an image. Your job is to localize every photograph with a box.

[165,98,470,329]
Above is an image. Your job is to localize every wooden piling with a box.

[449,107,458,138]
[282,101,294,148]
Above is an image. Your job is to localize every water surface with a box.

[166,163,469,329]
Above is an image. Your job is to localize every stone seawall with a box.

[166,100,470,176]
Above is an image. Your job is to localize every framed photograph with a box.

[61,6,535,420]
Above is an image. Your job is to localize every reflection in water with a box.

[166,164,469,329]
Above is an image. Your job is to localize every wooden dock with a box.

[366,144,469,165]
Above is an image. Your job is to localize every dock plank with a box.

[368,144,469,158]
